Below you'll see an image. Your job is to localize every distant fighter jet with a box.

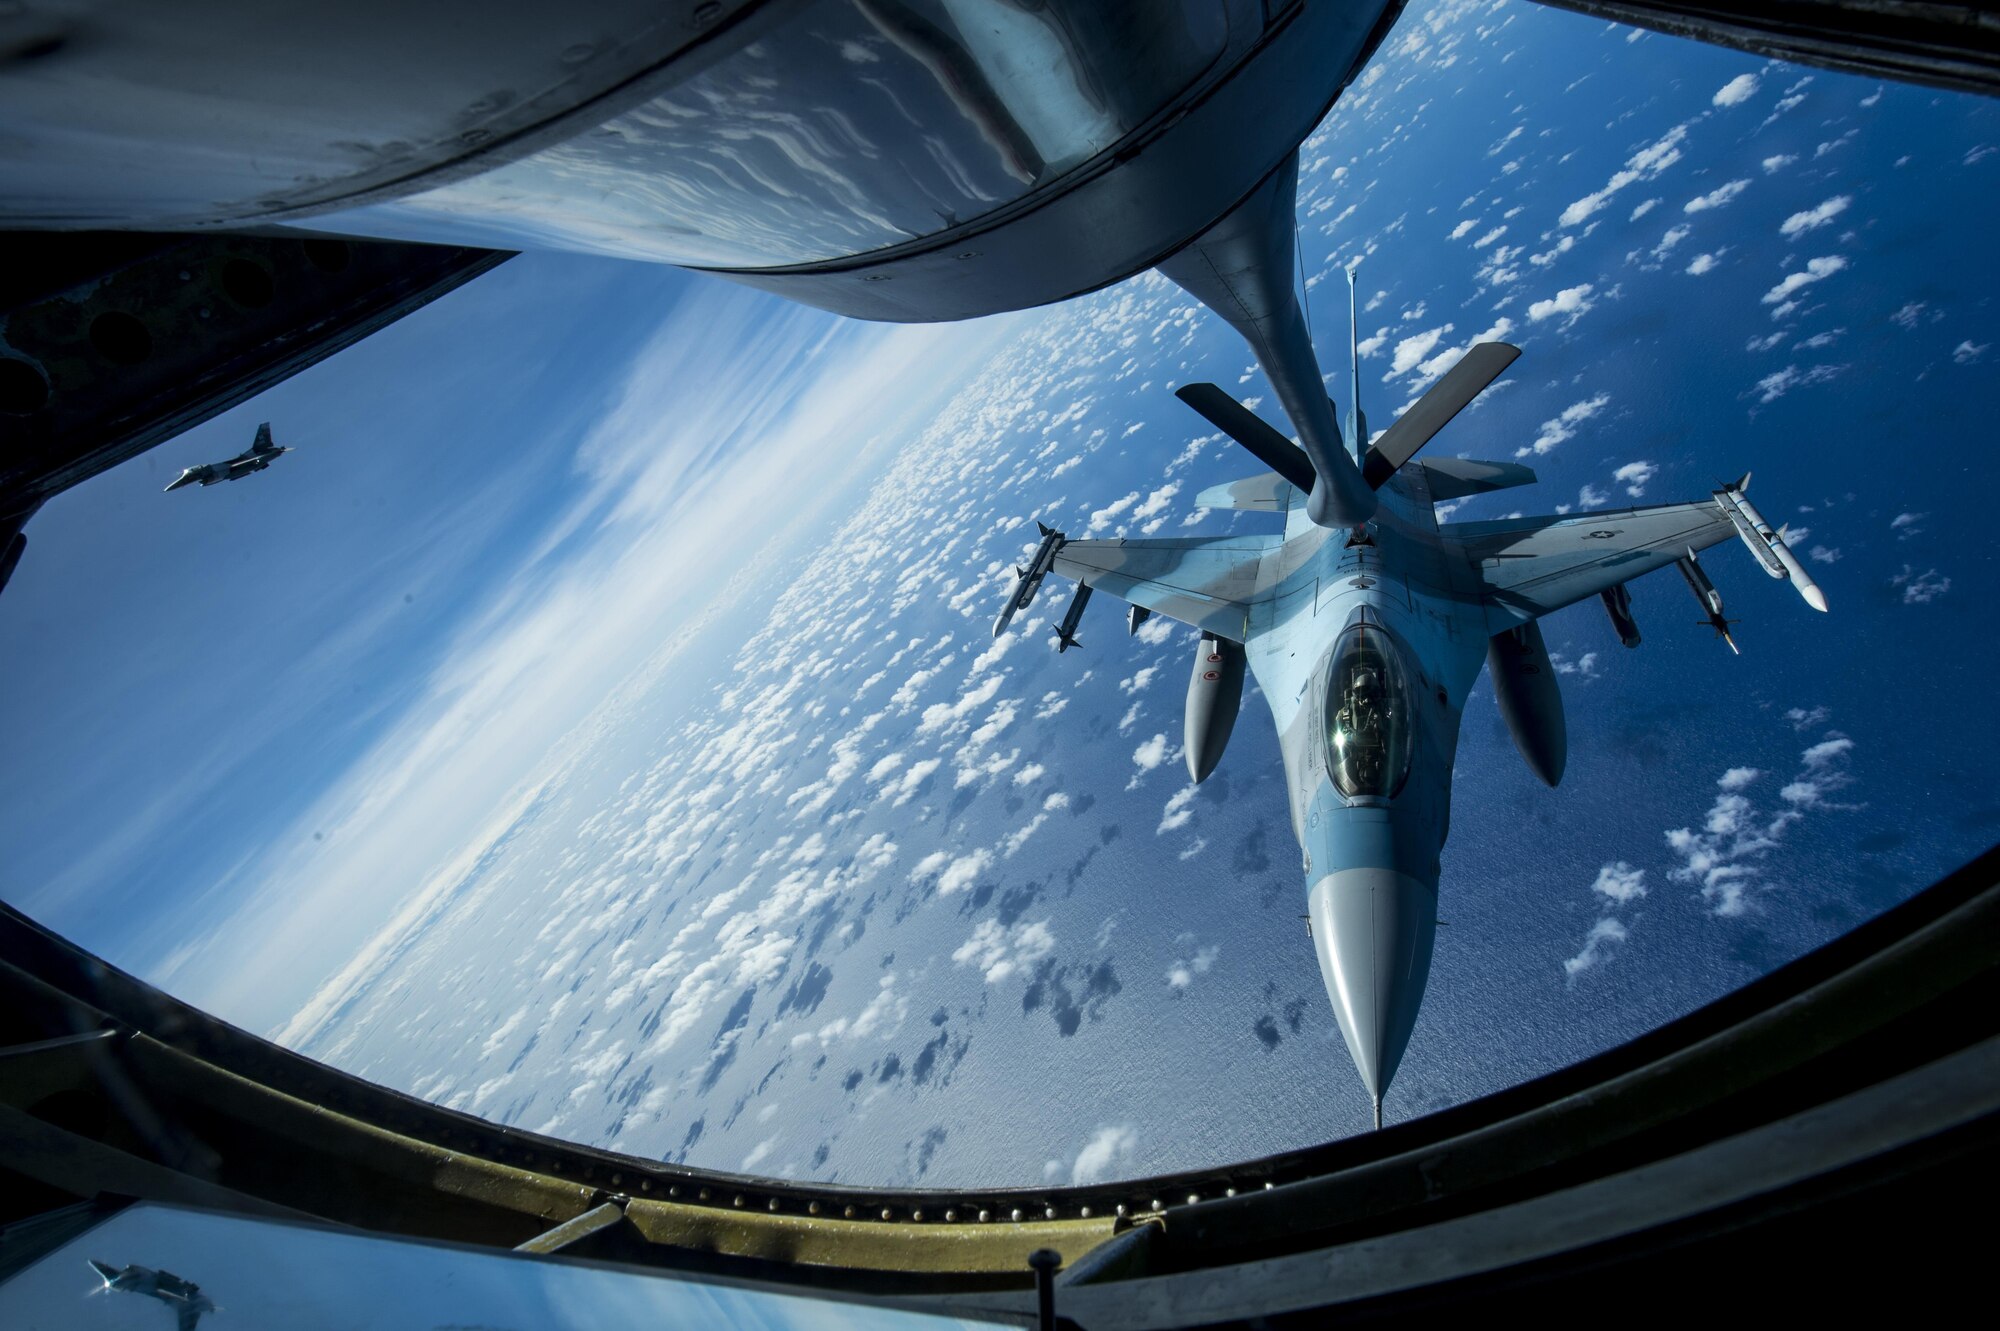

[88,1259,216,1330]
[997,266,1827,1128]
[164,422,290,491]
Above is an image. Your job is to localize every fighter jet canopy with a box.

[1323,615,1414,800]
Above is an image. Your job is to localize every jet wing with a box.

[1449,499,1735,620]
[1052,534,1278,643]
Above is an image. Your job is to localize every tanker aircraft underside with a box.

[993,268,1829,1126]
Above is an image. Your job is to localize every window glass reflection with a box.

[322,0,1229,268]
[0,1203,1009,1330]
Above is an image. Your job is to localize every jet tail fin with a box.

[251,422,276,453]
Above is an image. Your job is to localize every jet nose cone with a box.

[1307,868,1438,1111]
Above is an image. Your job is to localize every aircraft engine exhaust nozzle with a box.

[1308,868,1437,1111]
[1184,635,1245,782]
[1486,620,1567,787]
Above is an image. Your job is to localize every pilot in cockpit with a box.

[1336,667,1387,789]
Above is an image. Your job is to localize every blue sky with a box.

[0,254,1018,1026]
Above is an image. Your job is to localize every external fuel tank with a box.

[1185,635,1245,783]
[1485,620,1566,788]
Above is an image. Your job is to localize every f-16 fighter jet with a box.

[164,422,290,491]
[87,1259,216,1330]
[1001,267,1827,1128]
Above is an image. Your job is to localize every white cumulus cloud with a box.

[1564,918,1629,979]
[1527,283,1595,325]
[1684,179,1750,213]
[1762,255,1848,307]
[1591,862,1648,904]
[1779,195,1851,238]
[1519,393,1611,457]
[953,918,1055,984]
[1712,73,1760,107]
[1070,1125,1138,1185]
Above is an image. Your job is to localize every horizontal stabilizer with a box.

[1419,457,1537,501]
[1174,384,1316,492]
[1195,471,1293,512]
[1362,342,1520,488]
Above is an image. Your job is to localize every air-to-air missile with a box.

[1714,475,1829,612]
[1597,581,1643,648]
[1677,547,1740,653]
[1127,605,1153,637]
[1054,584,1093,654]
[991,522,1065,638]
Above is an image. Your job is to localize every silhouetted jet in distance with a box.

[88,1259,216,1330]
[165,422,290,491]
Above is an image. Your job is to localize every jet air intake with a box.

[1486,620,1567,788]
[1185,635,1245,783]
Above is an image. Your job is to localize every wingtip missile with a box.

[1713,483,1828,612]
[995,524,1067,637]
